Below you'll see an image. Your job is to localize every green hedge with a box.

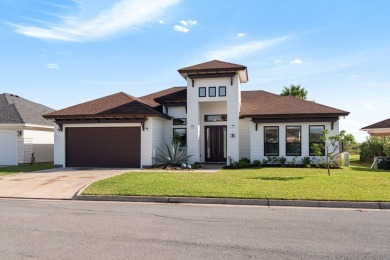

[360,136,390,162]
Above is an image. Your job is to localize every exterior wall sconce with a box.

[144,127,149,131]
[230,133,236,138]
[231,124,235,128]
[191,125,194,129]
[17,131,22,137]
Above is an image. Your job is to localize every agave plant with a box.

[154,142,192,166]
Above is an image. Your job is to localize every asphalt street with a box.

[0,199,389,259]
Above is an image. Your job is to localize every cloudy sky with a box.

[1,0,389,141]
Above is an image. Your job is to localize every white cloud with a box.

[290,58,304,64]
[173,25,189,33]
[158,19,165,24]
[274,59,283,63]
[339,118,369,142]
[204,36,289,60]
[187,20,197,25]
[46,63,60,69]
[180,20,197,26]
[237,33,246,37]
[8,0,180,42]
[174,19,197,33]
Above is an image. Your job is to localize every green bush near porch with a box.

[83,156,390,202]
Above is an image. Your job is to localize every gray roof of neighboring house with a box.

[0,93,55,126]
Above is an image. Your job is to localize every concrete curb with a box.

[75,195,390,209]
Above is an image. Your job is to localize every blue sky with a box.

[1,0,389,141]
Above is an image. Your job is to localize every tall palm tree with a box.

[280,84,308,100]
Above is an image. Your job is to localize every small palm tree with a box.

[154,142,192,167]
[280,84,308,100]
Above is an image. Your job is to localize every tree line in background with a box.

[359,137,390,162]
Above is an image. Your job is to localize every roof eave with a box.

[240,112,349,119]
[44,113,172,120]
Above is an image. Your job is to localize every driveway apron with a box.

[0,168,130,199]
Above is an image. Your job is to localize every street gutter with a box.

[75,194,390,209]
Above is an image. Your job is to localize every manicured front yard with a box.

[0,164,54,176]
[83,156,390,201]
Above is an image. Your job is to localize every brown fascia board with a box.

[240,112,349,119]
[178,67,247,80]
[44,113,172,120]
[178,67,246,73]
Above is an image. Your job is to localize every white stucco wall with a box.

[250,120,340,163]
[186,75,241,163]
[151,117,166,166]
[54,123,65,166]
[239,118,251,160]
[23,129,54,163]
[164,106,186,145]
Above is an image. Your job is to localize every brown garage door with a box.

[66,127,141,168]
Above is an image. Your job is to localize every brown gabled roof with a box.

[361,118,390,130]
[178,60,249,83]
[43,92,170,119]
[139,87,186,109]
[240,90,349,118]
[178,60,246,73]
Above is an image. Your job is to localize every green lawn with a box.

[0,164,54,176]
[83,155,390,202]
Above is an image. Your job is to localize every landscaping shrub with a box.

[330,154,343,168]
[384,143,390,157]
[252,160,261,167]
[154,142,192,166]
[360,137,390,162]
[289,156,299,167]
[267,156,280,165]
[279,157,287,166]
[192,162,202,169]
[302,156,311,167]
[238,157,250,168]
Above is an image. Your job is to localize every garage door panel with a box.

[66,127,140,168]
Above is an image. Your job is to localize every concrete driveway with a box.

[0,168,130,199]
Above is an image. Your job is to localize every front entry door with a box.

[205,126,227,162]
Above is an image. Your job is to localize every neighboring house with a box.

[361,118,390,137]
[0,93,55,165]
[44,60,349,168]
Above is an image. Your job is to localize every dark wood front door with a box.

[205,126,227,162]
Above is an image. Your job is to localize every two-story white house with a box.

[44,60,349,168]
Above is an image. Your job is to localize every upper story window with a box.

[309,125,325,156]
[286,126,301,156]
[173,118,186,125]
[264,126,279,156]
[209,87,216,97]
[219,86,226,96]
[199,87,206,97]
[205,114,227,122]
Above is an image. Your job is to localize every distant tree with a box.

[280,84,308,99]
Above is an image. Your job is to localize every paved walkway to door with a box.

[0,168,130,199]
